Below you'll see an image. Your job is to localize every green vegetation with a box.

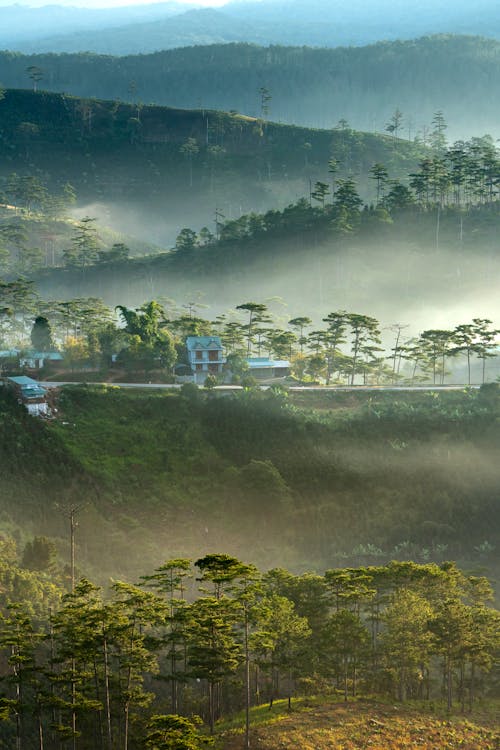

[221,699,500,750]
[1,385,499,580]
[0,545,497,748]
[1,24,500,749]
[1,37,499,136]
[0,88,425,244]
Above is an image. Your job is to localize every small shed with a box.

[6,376,49,416]
[247,358,290,380]
[19,350,64,370]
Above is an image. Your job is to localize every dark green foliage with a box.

[21,535,57,572]
[1,37,500,136]
[1,383,500,583]
[144,714,211,749]
[30,315,54,350]
[0,88,424,251]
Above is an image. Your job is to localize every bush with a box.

[204,374,218,389]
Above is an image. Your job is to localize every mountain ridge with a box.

[1,36,499,138]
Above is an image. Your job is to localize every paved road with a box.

[40,382,481,392]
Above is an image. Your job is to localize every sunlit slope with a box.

[1,36,499,137]
[2,385,498,581]
[221,699,500,750]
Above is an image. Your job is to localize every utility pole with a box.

[57,502,85,592]
[215,207,224,240]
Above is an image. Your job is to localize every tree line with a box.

[0,545,498,749]
[0,36,499,135]
[0,282,498,385]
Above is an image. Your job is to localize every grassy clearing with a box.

[218,698,500,750]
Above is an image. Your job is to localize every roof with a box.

[186,336,223,351]
[20,386,47,399]
[21,350,63,360]
[7,376,40,386]
[0,349,20,358]
[247,358,290,369]
[6,376,46,399]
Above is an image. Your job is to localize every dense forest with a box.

[0,547,498,748]
[1,36,500,136]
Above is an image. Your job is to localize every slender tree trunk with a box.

[244,610,250,749]
[93,659,104,750]
[469,661,475,712]
[72,658,77,750]
[103,635,112,750]
[460,662,465,713]
[208,681,215,733]
[447,656,453,712]
[13,649,21,750]
[38,708,44,750]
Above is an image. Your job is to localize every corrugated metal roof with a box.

[186,336,223,350]
[247,358,290,369]
[7,376,40,386]
[21,386,46,399]
[25,351,63,360]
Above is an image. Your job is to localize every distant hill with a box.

[0,1,190,48]
[1,36,499,139]
[9,9,270,55]
[0,89,423,244]
[1,0,499,53]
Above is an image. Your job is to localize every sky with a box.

[0,0,231,6]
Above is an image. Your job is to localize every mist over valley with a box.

[0,4,499,746]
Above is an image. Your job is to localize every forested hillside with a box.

[1,36,500,137]
[0,88,424,243]
[1,385,499,581]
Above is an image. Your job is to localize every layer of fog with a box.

[38,226,500,382]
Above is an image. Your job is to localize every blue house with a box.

[186,336,226,384]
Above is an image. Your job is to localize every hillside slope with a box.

[1,385,499,581]
[0,89,423,243]
[1,36,499,137]
[221,699,500,750]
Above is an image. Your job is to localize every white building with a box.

[186,336,226,384]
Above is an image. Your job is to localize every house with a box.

[18,350,64,370]
[247,357,290,380]
[5,376,49,416]
[186,336,226,384]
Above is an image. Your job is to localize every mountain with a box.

[1,36,499,140]
[0,2,192,47]
[1,0,500,53]
[9,9,271,54]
